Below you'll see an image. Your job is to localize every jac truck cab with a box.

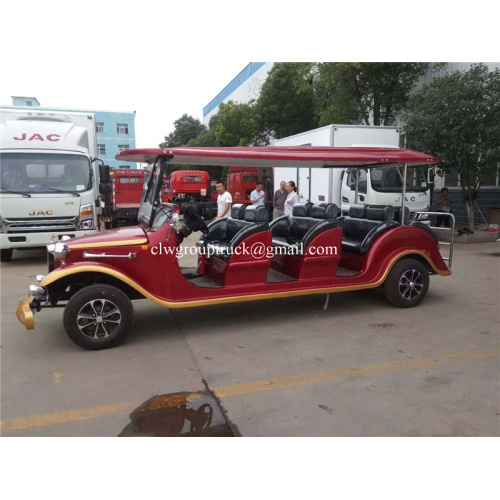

[0,109,100,262]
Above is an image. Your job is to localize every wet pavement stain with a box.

[118,391,235,437]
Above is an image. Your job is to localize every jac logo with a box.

[29,210,54,216]
[14,133,61,142]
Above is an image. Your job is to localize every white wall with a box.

[203,63,274,126]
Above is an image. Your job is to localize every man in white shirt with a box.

[216,181,232,219]
[249,182,266,207]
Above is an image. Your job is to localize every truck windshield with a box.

[0,153,91,194]
[370,165,428,193]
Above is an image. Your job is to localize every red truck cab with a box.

[228,166,273,205]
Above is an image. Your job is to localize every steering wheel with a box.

[183,205,208,234]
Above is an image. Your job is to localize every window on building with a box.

[96,122,105,133]
[116,123,129,134]
[481,164,499,187]
[117,145,130,152]
[97,144,106,155]
[120,165,130,169]
[444,170,460,188]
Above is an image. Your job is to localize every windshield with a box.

[0,153,91,194]
[370,165,428,192]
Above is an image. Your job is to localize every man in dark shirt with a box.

[272,180,287,219]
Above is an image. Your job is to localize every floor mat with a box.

[336,266,360,277]
[188,274,223,288]
[267,268,296,283]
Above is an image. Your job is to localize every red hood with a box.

[67,226,148,248]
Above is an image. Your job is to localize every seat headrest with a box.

[244,204,268,223]
[393,206,410,221]
[292,202,311,217]
[325,203,338,219]
[231,204,247,220]
[310,205,326,219]
[348,204,367,218]
[366,205,395,221]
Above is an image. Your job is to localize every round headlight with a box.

[54,242,70,261]
[171,213,182,230]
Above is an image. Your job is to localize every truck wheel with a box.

[104,221,112,230]
[1,249,13,262]
[63,284,134,350]
[111,220,118,228]
[384,258,429,308]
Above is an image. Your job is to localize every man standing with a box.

[272,180,287,219]
[216,181,232,219]
[249,181,266,207]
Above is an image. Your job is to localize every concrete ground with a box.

[1,236,499,436]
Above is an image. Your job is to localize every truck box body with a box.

[272,124,431,214]
[0,109,100,256]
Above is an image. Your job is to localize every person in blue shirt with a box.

[249,182,266,207]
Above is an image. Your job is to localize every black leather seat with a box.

[270,202,340,253]
[341,204,399,254]
[198,204,269,259]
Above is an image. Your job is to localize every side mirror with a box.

[99,165,111,184]
[429,169,435,183]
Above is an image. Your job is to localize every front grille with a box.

[3,216,78,233]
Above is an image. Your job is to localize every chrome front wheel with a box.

[64,285,134,349]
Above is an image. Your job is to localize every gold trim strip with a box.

[69,239,147,249]
[40,250,449,309]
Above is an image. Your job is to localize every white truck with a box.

[272,124,432,215]
[0,109,101,261]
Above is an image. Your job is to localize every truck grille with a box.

[2,217,78,233]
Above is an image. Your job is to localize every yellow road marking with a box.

[1,346,498,433]
[1,402,135,433]
[214,346,500,398]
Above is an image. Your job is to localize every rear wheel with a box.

[63,284,134,349]
[384,258,429,308]
[1,249,13,262]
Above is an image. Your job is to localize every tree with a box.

[256,62,317,139]
[315,63,438,126]
[159,114,206,148]
[404,64,500,230]
[215,101,257,146]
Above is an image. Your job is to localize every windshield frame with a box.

[369,165,429,193]
[138,156,170,229]
[0,152,92,194]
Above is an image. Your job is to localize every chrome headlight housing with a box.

[171,212,182,230]
[47,241,70,261]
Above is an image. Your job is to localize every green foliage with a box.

[404,64,500,229]
[215,101,257,146]
[315,63,437,126]
[256,62,317,139]
[159,114,206,148]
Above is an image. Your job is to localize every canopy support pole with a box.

[354,169,359,204]
[400,163,408,225]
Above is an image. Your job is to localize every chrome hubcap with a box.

[399,269,424,300]
[77,299,121,339]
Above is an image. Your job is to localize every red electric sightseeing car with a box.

[17,146,452,350]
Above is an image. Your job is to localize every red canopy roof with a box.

[116,146,440,168]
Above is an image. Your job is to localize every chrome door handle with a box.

[83,252,136,260]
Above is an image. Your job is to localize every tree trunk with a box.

[373,92,380,126]
[466,200,475,231]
